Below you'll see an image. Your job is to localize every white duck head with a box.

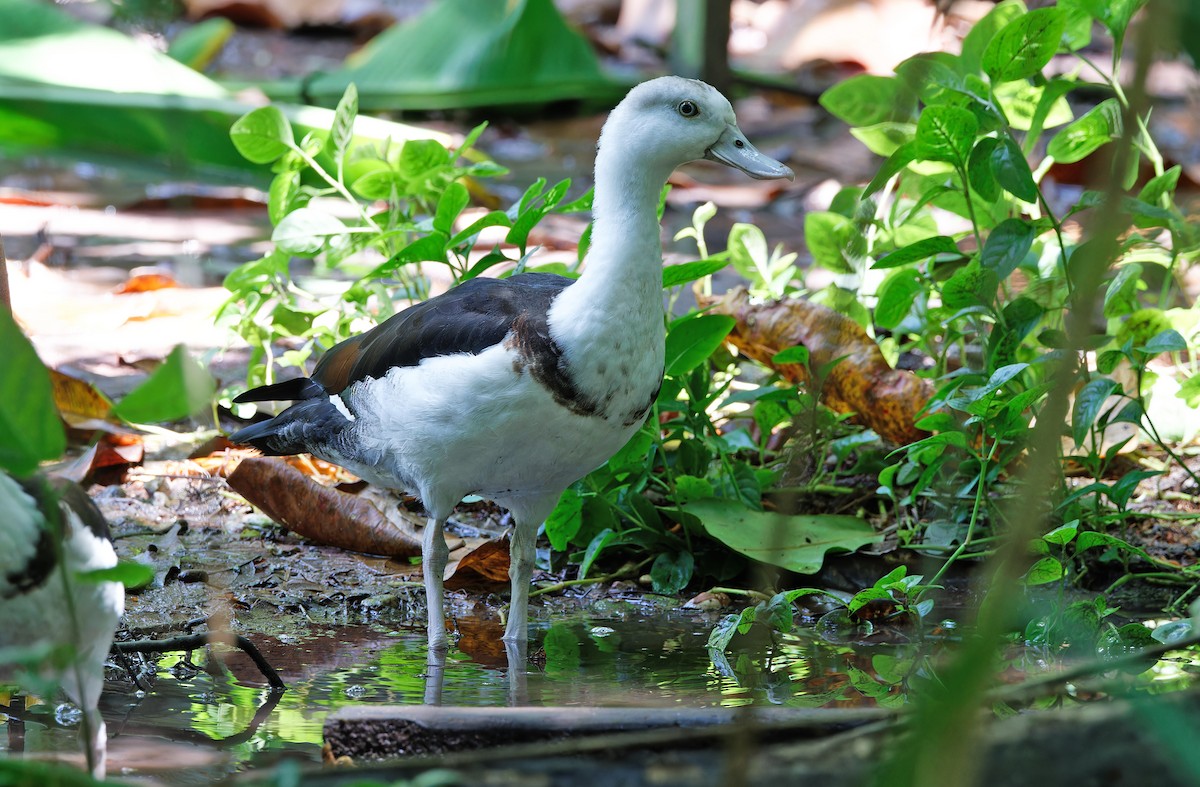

[596,76,795,183]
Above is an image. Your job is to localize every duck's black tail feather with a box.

[228,398,347,457]
[233,377,325,404]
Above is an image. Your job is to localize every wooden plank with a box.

[323,704,883,760]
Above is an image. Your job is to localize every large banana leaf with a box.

[0,0,448,182]
[303,0,629,110]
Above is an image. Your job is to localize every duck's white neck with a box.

[543,139,673,421]
[559,144,674,310]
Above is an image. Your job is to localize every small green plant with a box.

[814,0,1200,562]
[708,566,933,652]
[219,83,590,394]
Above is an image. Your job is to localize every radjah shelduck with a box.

[230,76,794,652]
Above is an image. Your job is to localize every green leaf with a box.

[664,315,736,376]
[1024,556,1065,585]
[450,210,512,248]
[606,429,655,476]
[895,52,966,105]
[968,137,1000,201]
[351,169,403,200]
[579,528,617,579]
[873,236,960,270]
[267,171,303,226]
[961,0,1028,75]
[804,211,857,273]
[1137,164,1181,208]
[1085,0,1149,47]
[1042,522,1079,545]
[772,346,810,366]
[397,138,451,180]
[545,486,584,551]
[684,498,880,574]
[1140,329,1187,356]
[663,259,728,288]
[650,551,694,594]
[673,475,715,504]
[325,82,358,163]
[272,208,347,256]
[0,312,65,474]
[941,261,998,309]
[77,560,154,590]
[433,181,470,235]
[875,269,924,329]
[1047,98,1122,164]
[982,7,1067,82]
[1071,377,1120,446]
[850,122,916,157]
[863,142,917,198]
[113,345,215,424]
[230,105,294,164]
[991,136,1039,202]
[1103,263,1143,318]
[914,105,977,166]
[980,218,1035,279]
[1179,374,1200,408]
[819,75,906,126]
[995,80,1074,132]
[707,614,742,651]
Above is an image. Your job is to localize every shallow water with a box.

[2,608,916,782]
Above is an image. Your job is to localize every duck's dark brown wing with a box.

[313,273,574,395]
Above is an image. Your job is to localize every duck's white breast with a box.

[335,343,651,513]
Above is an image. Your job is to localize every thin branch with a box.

[113,634,286,691]
[0,234,10,317]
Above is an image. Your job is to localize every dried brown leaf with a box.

[701,287,932,445]
[227,457,421,558]
[443,537,510,591]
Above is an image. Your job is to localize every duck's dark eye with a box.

[678,100,699,118]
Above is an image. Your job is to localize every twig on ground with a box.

[113,633,286,690]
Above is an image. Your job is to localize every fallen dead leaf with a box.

[114,271,179,294]
[227,457,422,558]
[700,287,932,445]
[443,537,511,591]
[683,590,732,610]
[50,368,115,422]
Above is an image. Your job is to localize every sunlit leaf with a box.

[112,345,215,424]
[820,74,908,125]
[873,236,960,270]
[875,269,924,329]
[1047,99,1122,163]
[325,83,358,163]
[663,259,728,288]
[77,560,154,589]
[0,311,66,474]
[915,105,977,166]
[230,106,294,164]
[1023,556,1064,585]
[685,498,880,574]
[664,315,735,376]
[272,208,348,256]
[982,7,1067,82]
